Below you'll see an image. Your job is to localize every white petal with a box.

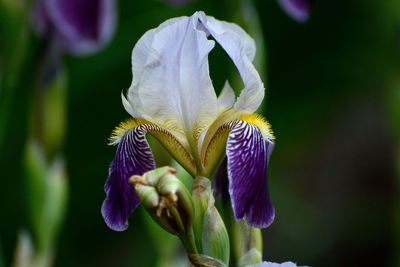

[246,261,305,267]
[121,92,135,117]
[217,81,236,114]
[126,13,218,142]
[198,12,264,112]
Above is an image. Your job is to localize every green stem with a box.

[169,204,198,254]
[186,226,198,255]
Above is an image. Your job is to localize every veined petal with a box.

[126,12,218,144]
[202,113,273,177]
[101,126,155,231]
[217,81,236,115]
[226,120,275,228]
[110,118,196,176]
[198,12,264,112]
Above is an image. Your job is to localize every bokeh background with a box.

[1,0,399,266]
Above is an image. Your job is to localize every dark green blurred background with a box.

[1,0,399,266]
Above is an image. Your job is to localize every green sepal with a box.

[192,176,212,253]
[201,197,230,266]
[192,176,230,266]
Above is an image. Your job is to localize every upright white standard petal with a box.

[217,81,236,114]
[198,12,264,112]
[125,13,218,145]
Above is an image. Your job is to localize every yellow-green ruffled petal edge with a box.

[109,118,196,176]
[201,113,274,177]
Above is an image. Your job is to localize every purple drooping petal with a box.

[32,0,116,55]
[277,0,310,22]
[101,125,155,231]
[226,120,275,228]
[212,157,229,201]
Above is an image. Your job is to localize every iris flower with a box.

[32,0,116,55]
[101,11,275,231]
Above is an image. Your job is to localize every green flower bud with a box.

[201,197,230,266]
[24,141,68,254]
[192,176,212,252]
[41,71,67,159]
[134,184,159,209]
[130,167,194,237]
[192,176,230,266]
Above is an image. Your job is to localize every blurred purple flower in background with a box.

[32,0,117,55]
[277,0,310,22]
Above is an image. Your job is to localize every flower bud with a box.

[192,176,230,266]
[41,70,67,159]
[134,184,159,209]
[130,167,194,236]
[201,197,230,266]
[192,176,212,250]
[24,140,68,254]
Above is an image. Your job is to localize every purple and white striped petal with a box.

[101,125,155,231]
[277,0,310,23]
[226,120,274,228]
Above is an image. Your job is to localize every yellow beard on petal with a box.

[108,118,197,176]
[109,117,165,145]
[238,113,275,141]
[109,118,139,145]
